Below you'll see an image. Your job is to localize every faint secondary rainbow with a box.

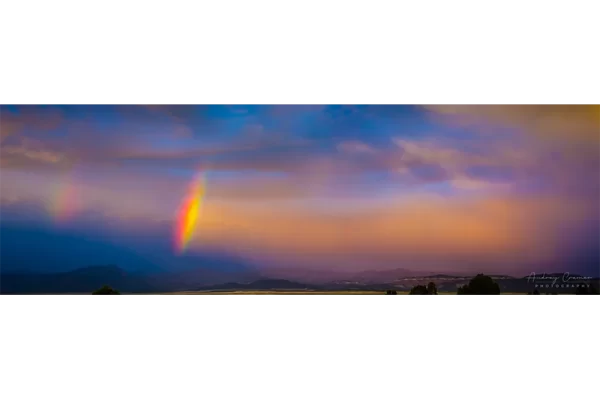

[174,171,206,254]
[48,173,79,223]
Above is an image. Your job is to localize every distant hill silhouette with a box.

[0,225,163,273]
[0,265,156,294]
[348,268,423,283]
[0,224,262,281]
[260,267,429,284]
[151,265,261,292]
[0,263,265,294]
[422,274,469,279]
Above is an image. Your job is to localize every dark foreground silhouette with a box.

[405,275,600,295]
[457,274,501,294]
[92,285,120,295]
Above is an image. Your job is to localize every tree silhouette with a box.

[92,285,120,295]
[427,282,438,295]
[457,274,500,295]
[386,290,397,295]
[409,285,429,295]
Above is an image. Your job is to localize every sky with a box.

[1,105,599,277]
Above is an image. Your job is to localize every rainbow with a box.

[48,173,79,223]
[174,171,206,254]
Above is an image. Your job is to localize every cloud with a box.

[0,106,509,190]
[267,105,327,117]
[0,107,75,170]
[387,137,530,189]
[394,138,469,167]
[1,137,70,169]
[336,140,377,154]
[139,105,199,117]
[0,114,313,174]
[0,106,63,143]
[422,105,600,144]
[449,175,512,191]
[420,105,599,194]
[0,113,22,143]
[139,105,168,112]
